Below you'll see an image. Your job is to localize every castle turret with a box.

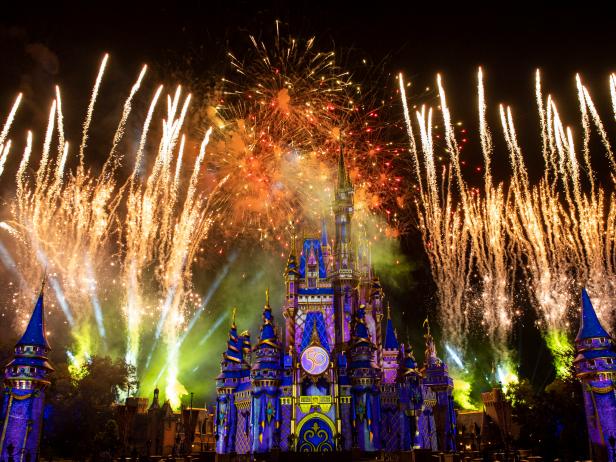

[421,319,456,451]
[332,146,357,347]
[349,306,381,452]
[250,290,282,453]
[574,289,616,462]
[1,288,54,462]
[215,310,248,454]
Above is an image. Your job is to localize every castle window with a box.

[309,278,316,288]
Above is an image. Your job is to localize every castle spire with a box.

[337,143,352,191]
[577,288,610,341]
[384,302,399,350]
[285,234,299,277]
[223,309,242,364]
[18,283,50,350]
[423,317,438,365]
[257,289,278,349]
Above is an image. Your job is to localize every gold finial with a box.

[39,267,47,296]
[387,302,391,320]
[291,233,297,255]
[309,321,321,346]
[265,288,270,307]
[423,317,430,337]
[231,307,237,328]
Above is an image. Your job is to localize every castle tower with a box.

[0,289,54,462]
[215,311,248,454]
[380,305,401,451]
[398,346,433,450]
[574,289,616,462]
[250,290,282,453]
[349,306,381,452]
[331,147,357,348]
[421,319,456,451]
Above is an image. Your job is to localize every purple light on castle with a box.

[0,288,53,462]
[575,289,616,462]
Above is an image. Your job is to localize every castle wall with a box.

[1,390,45,462]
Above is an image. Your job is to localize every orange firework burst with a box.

[198,26,409,247]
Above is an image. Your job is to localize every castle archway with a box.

[295,413,335,452]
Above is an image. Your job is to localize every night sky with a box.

[1,3,614,398]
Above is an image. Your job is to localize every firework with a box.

[0,35,407,408]
[200,29,407,246]
[400,68,616,385]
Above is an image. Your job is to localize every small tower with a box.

[283,236,300,352]
[250,289,282,453]
[381,304,400,385]
[215,310,248,454]
[421,319,456,452]
[574,289,616,462]
[349,306,381,452]
[379,304,401,451]
[0,288,54,462]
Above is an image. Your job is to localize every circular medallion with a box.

[300,345,330,375]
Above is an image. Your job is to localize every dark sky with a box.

[2,4,614,105]
[2,3,614,177]
[1,3,614,391]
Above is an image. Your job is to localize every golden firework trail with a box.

[0,55,228,407]
[400,68,616,381]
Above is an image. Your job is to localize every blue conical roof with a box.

[257,290,278,349]
[384,318,399,350]
[223,315,243,364]
[577,288,611,341]
[383,304,399,350]
[17,292,50,350]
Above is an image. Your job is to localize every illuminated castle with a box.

[0,289,53,462]
[214,149,456,455]
[575,289,616,462]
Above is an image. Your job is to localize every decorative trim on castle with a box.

[214,148,456,455]
[575,289,616,462]
[1,286,54,462]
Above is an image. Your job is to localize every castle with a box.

[214,150,457,455]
